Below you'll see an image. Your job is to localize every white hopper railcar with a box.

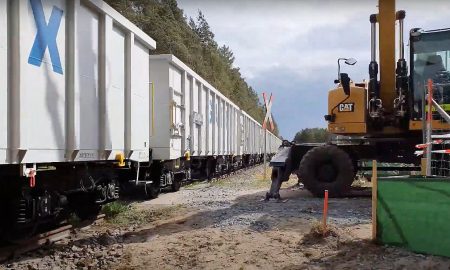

[0,0,156,237]
[148,54,282,181]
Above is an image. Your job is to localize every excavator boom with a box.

[378,0,397,113]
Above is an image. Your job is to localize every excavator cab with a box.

[410,29,450,122]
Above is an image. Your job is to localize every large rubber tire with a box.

[299,145,354,197]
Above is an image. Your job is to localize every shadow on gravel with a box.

[105,187,372,245]
[2,187,372,266]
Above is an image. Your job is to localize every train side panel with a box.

[4,0,155,165]
[0,0,7,164]
[149,59,171,160]
[73,2,100,160]
[150,54,247,160]
[16,0,67,163]
[129,40,150,161]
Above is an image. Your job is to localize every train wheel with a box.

[206,159,215,180]
[299,145,354,197]
[171,177,182,192]
[145,181,160,199]
[74,202,102,220]
[69,192,102,220]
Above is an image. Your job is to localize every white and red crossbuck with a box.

[262,92,274,131]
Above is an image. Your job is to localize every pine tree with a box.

[219,45,235,66]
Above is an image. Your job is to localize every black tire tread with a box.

[299,145,354,197]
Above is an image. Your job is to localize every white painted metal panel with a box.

[271,133,275,152]
[214,94,219,154]
[183,72,190,155]
[223,100,227,154]
[230,107,234,154]
[104,25,126,154]
[234,108,237,154]
[4,0,155,165]
[202,86,207,154]
[243,115,248,153]
[246,116,249,153]
[225,104,229,154]
[147,54,282,159]
[20,0,67,163]
[130,40,150,161]
[259,127,263,154]
[238,113,243,155]
[208,92,213,154]
[225,103,229,154]
[169,65,183,158]
[217,98,221,154]
[75,3,100,159]
[207,88,213,154]
[252,122,254,154]
[245,116,249,154]
[192,79,199,154]
[149,59,170,160]
[0,0,7,163]
[235,108,239,155]
[249,117,252,153]
[251,121,254,154]
[217,98,222,154]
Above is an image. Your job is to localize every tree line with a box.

[293,128,329,143]
[104,0,279,134]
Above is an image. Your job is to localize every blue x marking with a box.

[28,0,64,75]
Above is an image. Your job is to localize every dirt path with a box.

[2,166,450,270]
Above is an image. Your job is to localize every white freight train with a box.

[148,54,280,183]
[0,0,281,237]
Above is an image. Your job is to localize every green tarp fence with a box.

[377,176,450,258]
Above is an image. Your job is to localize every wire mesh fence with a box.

[424,80,450,177]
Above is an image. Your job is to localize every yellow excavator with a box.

[267,0,450,198]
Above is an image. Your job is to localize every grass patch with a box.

[102,201,130,219]
[254,167,273,181]
[68,213,82,227]
[105,204,184,228]
[184,180,210,189]
[210,178,233,188]
[250,178,272,189]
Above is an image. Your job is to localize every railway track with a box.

[0,164,265,263]
[0,214,105,263]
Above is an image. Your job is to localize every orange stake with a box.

[323,189,329,233]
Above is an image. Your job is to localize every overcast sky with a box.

[177,0,450,139]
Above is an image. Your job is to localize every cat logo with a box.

[338,103,355,112]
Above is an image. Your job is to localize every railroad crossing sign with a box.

[262,92,274,131]
[262,92,274,182]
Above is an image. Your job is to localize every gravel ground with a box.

[1,165,450,270]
